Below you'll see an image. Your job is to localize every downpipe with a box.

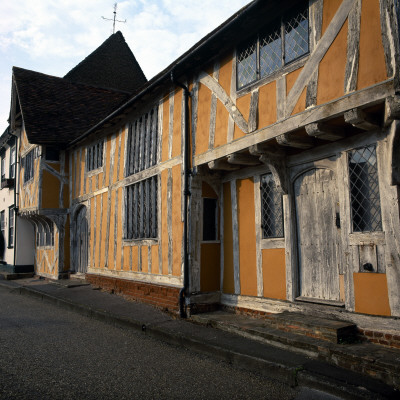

[171,70,191,318]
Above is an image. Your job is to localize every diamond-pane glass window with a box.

[349,145,382,232]
[125,176,158,240]
[237,41,257,89]
[261,173,284,238]
[284,8,309,63]
[260,29,282,77]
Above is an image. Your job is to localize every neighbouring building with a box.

[0,127,34,273]
[5,0,400,347]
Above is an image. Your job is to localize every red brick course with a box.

[358,328,400,349]
[86,274,180,313]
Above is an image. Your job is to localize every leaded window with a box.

[23,150,34,183]
[8,207,14,248]
[1,157,5,181]
[237,3,309,89]
[0,211,5,242]
[348,145,382,232]
[261,173,284,238]
[86,141,104,172]
[126,106,158,176]
[36,221,54,247]
[125,176,158,240]
[10,147,15,179]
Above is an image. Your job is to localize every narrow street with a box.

[0,288,306,400]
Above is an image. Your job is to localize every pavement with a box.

[0,275,399,400]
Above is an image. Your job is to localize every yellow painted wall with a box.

[223,182,234,294]
[172,89,182,158]
[237,178,257,297]
[262,248,286,300]
[286,68,306,116]
[141,246,148,273]
[41,169,61,209]
[258,81,277,129]
[64,217,70,270]
[162,96,170,162]
[196,82,212,155]
[161,169,169,275]
[151,245,159,274]
[317,0,347,105]
[108,189,116,269]
[353,273,391,316]
[357,0,387,90]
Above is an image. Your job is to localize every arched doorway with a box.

[294,168,341,302]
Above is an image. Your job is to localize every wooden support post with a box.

[305,122,346,141]
[344,108,381,131]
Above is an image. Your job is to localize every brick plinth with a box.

[86,274,180,313]
[358,328,400,349]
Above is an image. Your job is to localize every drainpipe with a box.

[171,70,190,318]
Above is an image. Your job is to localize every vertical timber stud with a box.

[228,49,237,143]
[306,0,323,107]
[171,71,191,317]
[219,185,225,292]
[276,77,287,120]
[167,168,173,275]
[191,80,199,168]
[254,175,263,297]
[345,0,361,94]
[380,0,400,91]
[168,91,174,160]
[231,179,241,295]
[209,62,220,149]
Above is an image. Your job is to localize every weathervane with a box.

[102,3,126,34]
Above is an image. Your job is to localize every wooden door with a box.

[294,168,340,301]
[76,207,88,274]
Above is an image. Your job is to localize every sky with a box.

[0,0,250,134]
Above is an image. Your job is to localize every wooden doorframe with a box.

[71,204,89,274]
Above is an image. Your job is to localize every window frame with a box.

[236,2,309,90]
[86,140,104,173]
[348,144,382,233]
[124,175,158,241]
[1,155,5,181]
[0,210,5,247]
[8,206,14,249]
[23,150,35,183]
[9,146,16,179]
[260,173,285,240]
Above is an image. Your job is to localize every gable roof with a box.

[64,31,147,93]
[13,67,130,146]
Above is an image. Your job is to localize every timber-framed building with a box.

[6,0,400,347]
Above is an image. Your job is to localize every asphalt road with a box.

[0,288,311,400]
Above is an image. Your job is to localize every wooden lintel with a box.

[344,108,380,131]
[227,153,260,166]
[305,122,345,141]
[384,95,400,127]
[208,159,240,171]
[276,132,313,149]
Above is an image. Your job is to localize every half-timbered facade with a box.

[6,0,400,338]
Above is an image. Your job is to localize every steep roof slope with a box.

[64,31,147,93]
[13,67,130,146]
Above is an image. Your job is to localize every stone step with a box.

[0,272,35,280]
[263,311,357,344]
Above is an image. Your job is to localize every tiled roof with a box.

[13,67,130,146]
[64,31,147,93]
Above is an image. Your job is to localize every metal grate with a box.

[125,175,158,239]
[260,29,282,77]
[237,41,257,89]
[261,173,284,238]
[284,8,309,63]
[349,145,382,232]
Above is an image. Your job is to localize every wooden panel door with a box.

[76,207,88,273]
[294,168,340,301]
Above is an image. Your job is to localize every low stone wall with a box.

[358,328,400,349]
[86,274,180,313]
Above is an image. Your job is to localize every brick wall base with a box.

[86,274,180,313]
[357,328,400,349]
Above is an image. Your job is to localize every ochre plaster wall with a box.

[41,169,61,209]
[237,178,257,296]
[353,273,391,316]
[201,243,221,292]
[222,182,235,294]
[262,248,286,300]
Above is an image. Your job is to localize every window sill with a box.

[261,238,285,249]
